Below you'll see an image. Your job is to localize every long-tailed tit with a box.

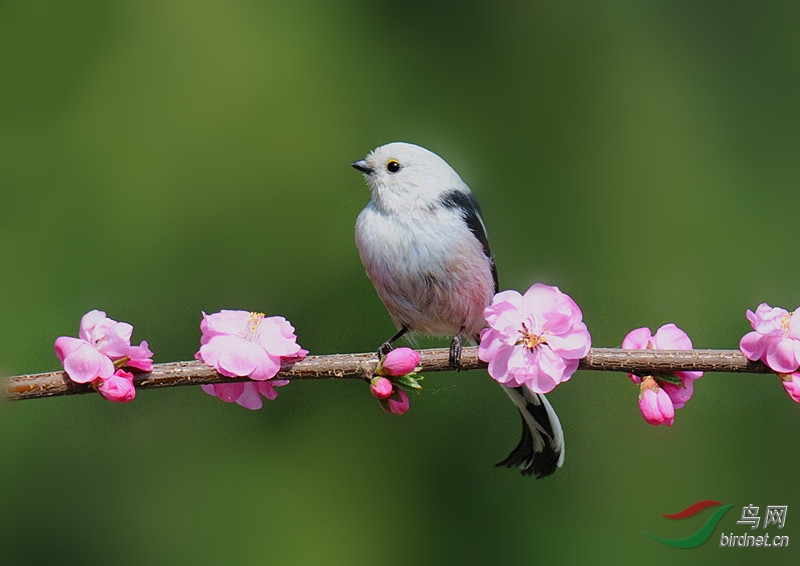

[352,141,564,477]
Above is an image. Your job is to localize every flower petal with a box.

[54,336,86,364]
[788,311,800,340]
[478,329,505,362]
[486,343,517,385]
[198,335,256,377]
[248,351,282,381]
[766,338,800,374]
[527,347,566,393]
[78,310,109,342]
[739,331,767,361]
[256,316,304,357]
[662,378,694,410]
[217,339,263,378]
[211,382,246,403]
[201,310,252,338]
[521,283,559,315]
[547,325,591,358]
[257,380,288,401]
[652,323,693,350]
[63,343,114,383]
[98,321,134,358]
[622,327,652,350]
[484,291,525,332]
[126,340,154,371]
[234,383,264,410]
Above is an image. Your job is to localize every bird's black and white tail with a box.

[496,386,565,478]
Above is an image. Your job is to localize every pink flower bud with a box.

[385,387,410,415]
[780,373,800,404]
[638,376,674,426]
[96,369,136,403]
[378,347,420,377]
[370,376,393,399]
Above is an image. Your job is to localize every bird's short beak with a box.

[351,160,373,175]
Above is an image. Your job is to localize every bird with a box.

[352,141,565,477]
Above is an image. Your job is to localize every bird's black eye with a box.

[386,159,401,173]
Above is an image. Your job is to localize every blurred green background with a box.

[1,1,798,564]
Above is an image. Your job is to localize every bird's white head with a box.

[352,142,469,211]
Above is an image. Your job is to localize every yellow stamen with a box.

[517,322,547,351]
[781,311,794,335]
[248,312,265,338]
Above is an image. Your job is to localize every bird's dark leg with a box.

[449,327,466,371]
[378,326,408,358]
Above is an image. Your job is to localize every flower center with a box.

[517,322,547,351]
[782,311,794,336]
[247,312,265,339]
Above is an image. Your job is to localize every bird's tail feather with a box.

[496,386,565,478]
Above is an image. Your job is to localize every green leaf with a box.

[394,374,424,393]
[653,373,685,388]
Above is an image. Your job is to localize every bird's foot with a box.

[377,341,394,359]
[449,333,463,371]
[377,327,409,359]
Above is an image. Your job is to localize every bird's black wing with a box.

[439,190,499,293]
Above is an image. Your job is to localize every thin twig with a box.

[2,347,772,402]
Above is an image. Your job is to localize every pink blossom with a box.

[201,380,290,410]
[378,347,420,377]
[779,373,800,404]
[370,376,394,399]
[54,310,152,403]
[740,303,800,374]
[96,369,136,403]
[638,376,675,426]
[622,324,701,423]
[196,310,306,381]
[478,284,591,394]
[381,386,410,415]
[622,323,702,409]
[196,310,305,410]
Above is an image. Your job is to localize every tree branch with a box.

[2,347,772,402]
